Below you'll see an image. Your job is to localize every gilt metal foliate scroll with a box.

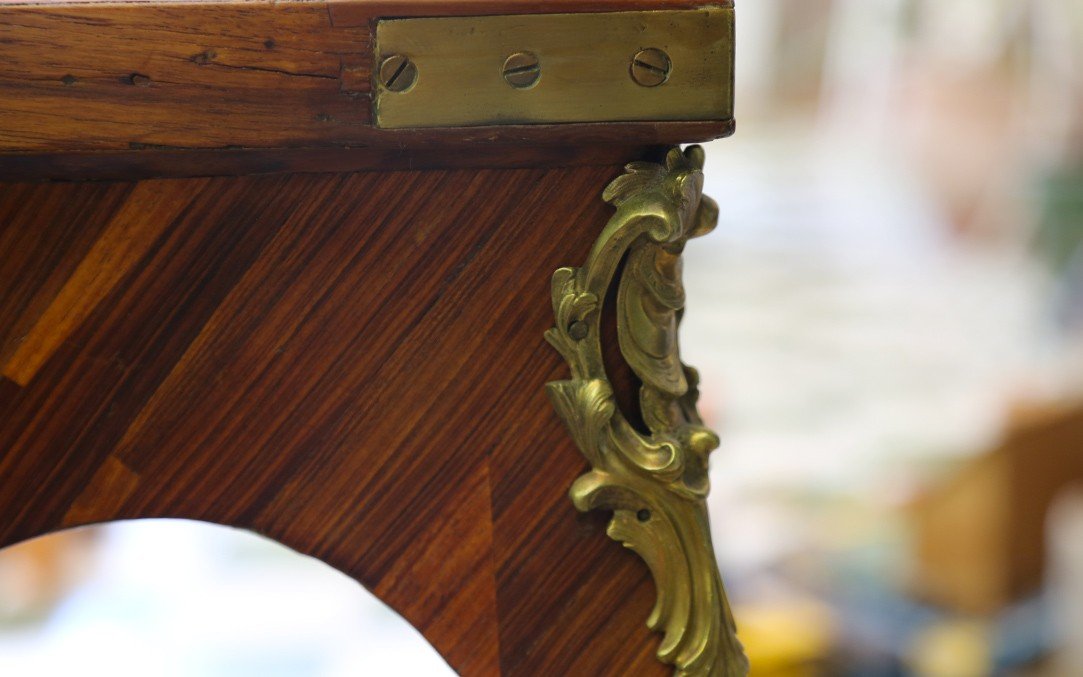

[545,146,748,676]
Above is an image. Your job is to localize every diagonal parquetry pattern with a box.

[0,165,671,676]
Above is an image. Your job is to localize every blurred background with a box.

[2,1,1082,675]
[688,0,1083,674]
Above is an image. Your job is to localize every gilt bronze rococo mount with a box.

[546,146,749,676]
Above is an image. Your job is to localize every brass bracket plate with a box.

[373,9,735,129]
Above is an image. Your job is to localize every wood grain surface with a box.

[0,121,735,182]
[0,0,734,180]
[0,164,674,676]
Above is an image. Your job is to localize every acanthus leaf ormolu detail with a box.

[545,146,749,676]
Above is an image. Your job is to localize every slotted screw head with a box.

[631,48,671,87]
[503,52,541,89]
[379,54,417,92]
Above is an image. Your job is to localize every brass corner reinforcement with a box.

[545,146,749,676]
[373,9,735,129]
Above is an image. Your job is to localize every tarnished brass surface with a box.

[546,147,748,676]
[374,10,735,129]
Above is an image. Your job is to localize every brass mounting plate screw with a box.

[630,48,671,87]
[379,54,418,92]
[503,52,541,89]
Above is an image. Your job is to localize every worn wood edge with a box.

[332,0,735,21]
[0,0,734,173]
[0,119,735,181]
[0,0,732,9]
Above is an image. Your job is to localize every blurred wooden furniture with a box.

[0,1,743,674]
[911,403,1083,615]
